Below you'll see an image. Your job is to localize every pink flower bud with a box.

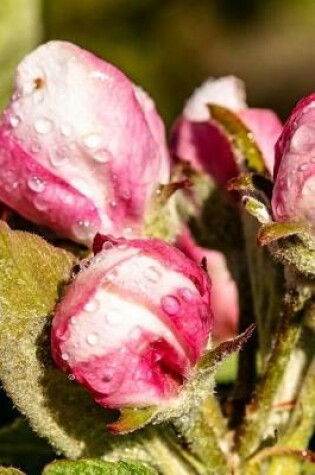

[51,235,212,408]
[0,41,170,245]
[170,76,282,184]
[272,94,315,227]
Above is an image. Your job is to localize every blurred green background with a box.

[2,0,315,126]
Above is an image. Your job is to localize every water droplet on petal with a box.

[60,123,72,137]
[28,176,45,193]
[83,133,101,149]
[107,309,123,325]
[33,195,48,211]
[179,288,195,302]
[144,266,160,283]
[106,269,118,282]
[84,299,99,313]
[61,352,69,361]
[72,219,96,241]
[110,200,117,208]
[86,332,98,346]
[9,114,20,128]
[298,163,310,172]
[68,374,75,381]
[31,142,41,154]
[50,149,67,167]
[93,149,111,163]
[34,117,53,134]
[161,295,180,315]
[102,241,114,250]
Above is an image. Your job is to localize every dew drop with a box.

[72,219,95,241]
[50,149,67,167]
[93,149,111,163]
[84,299,99,313]
[86,332,98,346]
[298,163,310,172]
[83,133,101,149]
[106,269,118,282]
[102,241,114,250]
[31,142,41,154]
[9,114,20,128]
[179,288,195,302]
[28,176,45,193]
[60,123,72,137]
[33,195,48,211]
[34,117,53,135]
[144,266,160,283]
[107,309,123,325]
[61,352,69,361]
[161,295,180,315]
[110,200,117,208]
[68,374,75,381]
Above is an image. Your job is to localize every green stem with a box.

[173,401,230,475]
[140,426,200,475]
[236,287,307,461]
[266,348,315,475]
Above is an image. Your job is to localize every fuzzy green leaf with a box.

[43,459,157,475]
[0,468,25,475]
[0,223,181,468]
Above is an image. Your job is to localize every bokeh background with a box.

[2,0,315,126]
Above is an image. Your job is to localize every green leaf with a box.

[107,407,157,435]
[198,324,256,372]
[43,459,157,475]
[208,104,267,174]
[0,468,25,475]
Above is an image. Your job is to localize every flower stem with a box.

[173,397,230,475]
[236,283,309,461]
[265,331,315,475]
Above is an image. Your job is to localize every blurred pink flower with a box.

[0,41,170,245]
[272,93,315,228]
[170,76,282,183]
[51,235,213,408]
[176,228,238,342]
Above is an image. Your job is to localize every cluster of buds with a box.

[3,39,315,420]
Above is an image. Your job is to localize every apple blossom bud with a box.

[0,41,170,245]
[51,235,213,408]
[170,76,282,183]
[272,93,315,229]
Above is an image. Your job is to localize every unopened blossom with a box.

[0,41,170,245]
[170,76,282,183]
[51,235,212,408]
[272,93,315,228]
